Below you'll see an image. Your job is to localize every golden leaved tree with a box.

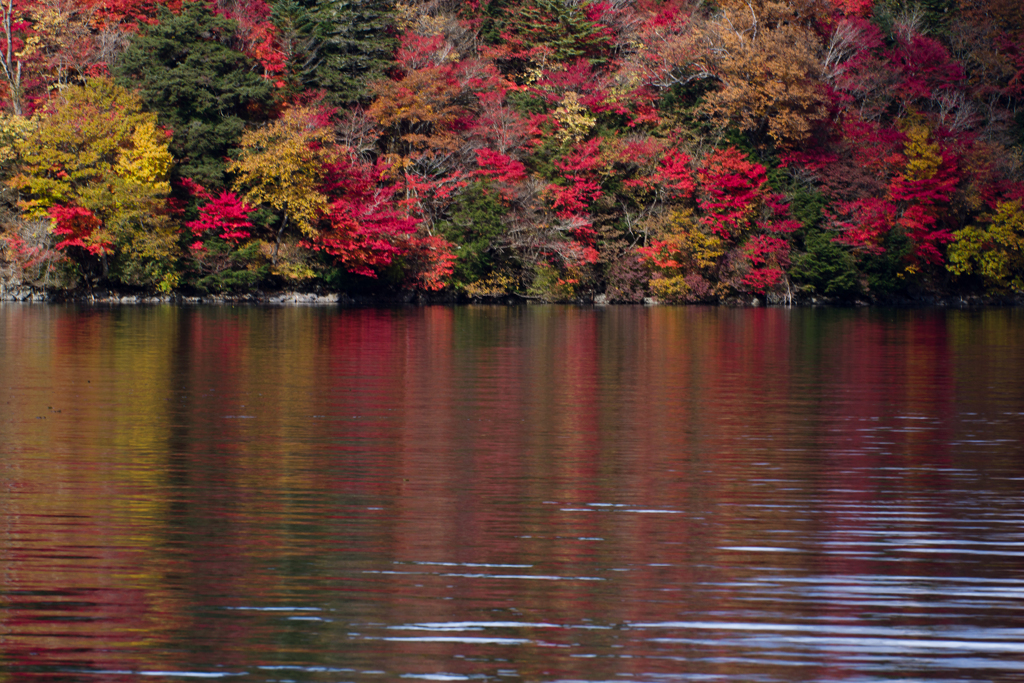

[701,0,826,146]
[8,77,178,289]
[948,199,1024,292]
[228,105,339,269]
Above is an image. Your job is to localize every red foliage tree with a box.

[890,34,964,104]
[475,147,527,203]
[697,147,767,240]
[306,155,421,278]
[654,148,696,200]
[49,204,109,255]
[403,234,457,291]
[742,194,800,292]
[185,189,255,244]
[95,0,182,29]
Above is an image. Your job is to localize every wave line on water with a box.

[375,636,530,644]
[93,671,245,679]
[628,621,1024,641]
[440,572,605,581]
[389,621,562,631]
[363,569,603,581]
[400,561,533,568]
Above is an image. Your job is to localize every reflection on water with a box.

[1,304,1023,682]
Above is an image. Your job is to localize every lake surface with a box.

[2,303,1024,683]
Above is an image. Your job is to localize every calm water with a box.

[2,304,1024,683]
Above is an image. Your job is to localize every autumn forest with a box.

[0,0,1021,303]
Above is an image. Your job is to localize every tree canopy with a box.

[1,0,1022,302]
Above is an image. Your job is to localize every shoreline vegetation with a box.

[1,0,1023,306]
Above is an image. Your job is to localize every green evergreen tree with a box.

[504,0,612,66]
[437,182,510,286]
[277,0,399,106]
[873,0,957,38]
[271,0,322,96]
[862,229,915,297]
[790,230,861,299]
[113,1,274,189]
[479,0,515,45]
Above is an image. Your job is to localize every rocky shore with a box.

[2,280,1021,308]
[0,285,344,305]
[0,282,471,305]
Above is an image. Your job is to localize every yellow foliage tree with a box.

[642,208,726,302]
[8,78,178,288]
[899,118,943,182]
[11,79,171,217]
[552,91,596,144]
[947,200,1024,292]
[228,105,339,266]
[0,112,34,173]
[117,120,173,192]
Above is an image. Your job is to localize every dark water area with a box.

[2,304,1023,683]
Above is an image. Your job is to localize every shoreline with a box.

[2,283,1021,308]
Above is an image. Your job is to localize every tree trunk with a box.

[273,213,288,266]
[1,0,22,116]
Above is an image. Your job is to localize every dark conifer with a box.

[278,0,400,106]
[113,1,273,189]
